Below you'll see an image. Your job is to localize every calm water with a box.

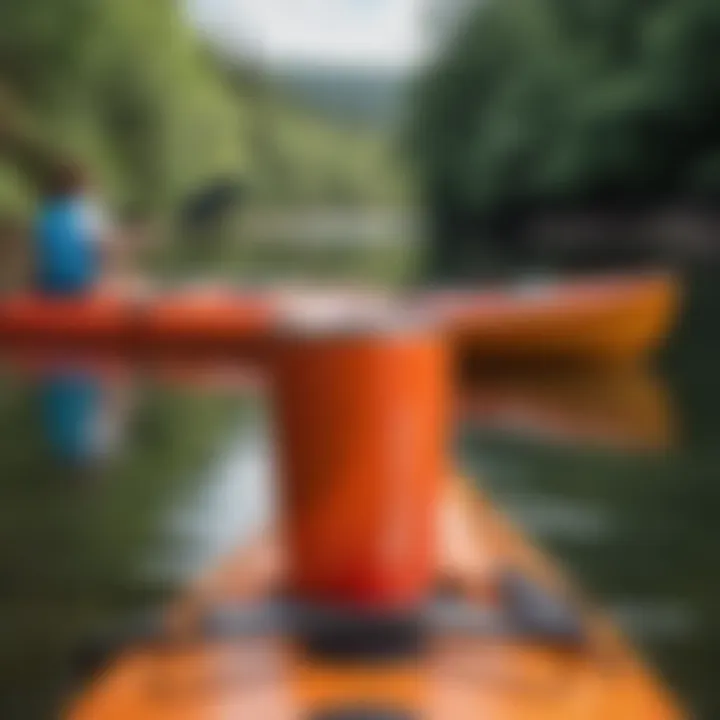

[0,271,718,718]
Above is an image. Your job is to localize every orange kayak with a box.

[0,273,680,364]
[0,287,279,353]
[66,476,683,719]
[427,273,680,365]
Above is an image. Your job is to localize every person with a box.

[34,161,120,296]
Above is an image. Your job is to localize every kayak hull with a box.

[0,289,278,358]
[431,273,680,366]
[66,477,683,720]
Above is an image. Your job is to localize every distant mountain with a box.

[269,64,410,129]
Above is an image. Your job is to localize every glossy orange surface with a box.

[66,477,684,720]
[143,287,278,350]
[430,272,681,365]
[0,288,279,351]
[0,293,133,342]
[271,329,450,608]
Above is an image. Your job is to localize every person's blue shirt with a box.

[35,196,106,296]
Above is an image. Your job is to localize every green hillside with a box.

[270,65,407,130]
[0,0,406,219]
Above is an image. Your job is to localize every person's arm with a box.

[87,201,153,298]
[98,225,126,280]
[84,201,125,279]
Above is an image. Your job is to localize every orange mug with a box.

[271,322,449,611]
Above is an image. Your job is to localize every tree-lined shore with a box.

[412,0,720,276]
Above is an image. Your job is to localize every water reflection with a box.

[153,405,272,584]
[36,370,131,470]
[2,347,263,477]
[460,367,677,453]
[0,354,265,719]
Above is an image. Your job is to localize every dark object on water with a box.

[72,568,585,682]
[181,178,246,230]
[309,708,416,720]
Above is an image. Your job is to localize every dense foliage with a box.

[411,0,720,274]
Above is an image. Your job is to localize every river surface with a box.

[0,271,718,719]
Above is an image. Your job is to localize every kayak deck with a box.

[66,477,683,719]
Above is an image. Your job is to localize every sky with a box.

[187,0,427,69]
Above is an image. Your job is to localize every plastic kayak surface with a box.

[0,287,279,350]
[427,272,680,364]
[0,273,680,363]
[66,477,684,720]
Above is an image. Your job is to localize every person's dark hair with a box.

[42,160,88,198]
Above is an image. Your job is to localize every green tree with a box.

[412,0,720,278]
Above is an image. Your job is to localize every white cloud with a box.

[188,0,426,68]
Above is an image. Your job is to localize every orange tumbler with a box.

[271,321,449,612]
